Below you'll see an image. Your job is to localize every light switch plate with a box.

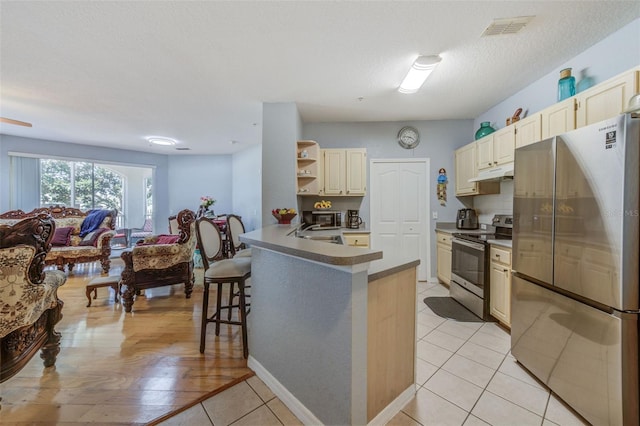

[432,211,438,219]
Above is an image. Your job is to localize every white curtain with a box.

[9,155,40,211]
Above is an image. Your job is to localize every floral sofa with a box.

[1,214,67,382]
[120,209,196,313]
[0,206,117,273]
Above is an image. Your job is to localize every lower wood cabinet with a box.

[490,245,512,327]
[343,232,370,248]
[436,231,452,286]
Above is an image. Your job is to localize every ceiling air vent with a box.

[482,16,534,36]
[175,147,191,151]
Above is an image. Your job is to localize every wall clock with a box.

[397,126,420,149]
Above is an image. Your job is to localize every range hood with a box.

[468,162,514,182]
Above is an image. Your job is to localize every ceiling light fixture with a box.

[398,55,442,94]
[147,137,177,146]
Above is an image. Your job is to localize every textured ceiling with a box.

[1,1,638,155]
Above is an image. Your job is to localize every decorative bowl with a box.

[272,212,297,224]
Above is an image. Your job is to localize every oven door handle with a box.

[453,238,485,252]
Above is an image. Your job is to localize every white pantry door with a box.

[370,159,430,281]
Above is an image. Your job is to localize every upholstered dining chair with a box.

[195,217,251,358]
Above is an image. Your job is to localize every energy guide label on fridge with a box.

[605,130,616,149]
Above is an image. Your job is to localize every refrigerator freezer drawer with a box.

[511,276,639,426]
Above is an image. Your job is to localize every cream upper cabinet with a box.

[436,231,452,285]
[323,149,346,195]
[476,135,494,171]
[455,143,478,195]
[576,69,639,127]
[514,113,542,149]
[490,245,512,327]
[493,127,515,164]
[541,98,576,139]
[322,148,366,196]
[477,129,514,172]
[345,148,367,196]
[456,142,500,196]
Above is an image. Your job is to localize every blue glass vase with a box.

[475,122,496,140]
[576,68,595,93]
[558,68,576,101]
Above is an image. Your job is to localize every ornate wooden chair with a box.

[120,209,197,313]
[0,214,67,382]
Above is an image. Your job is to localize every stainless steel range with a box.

[450,215,512,320]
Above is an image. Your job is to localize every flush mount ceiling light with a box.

[398,55,442,94]
[147,137,177,146]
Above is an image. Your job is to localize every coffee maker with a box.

[347,210,362,229]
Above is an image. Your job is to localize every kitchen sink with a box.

[297,235,343,244]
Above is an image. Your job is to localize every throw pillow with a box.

[51,226,74,246]
[156,235,180,245]
[78,228,108,247]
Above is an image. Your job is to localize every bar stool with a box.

[195,217,252,358]
[226,214,251,258]
[225,214,252,320]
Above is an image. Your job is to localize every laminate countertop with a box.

[436,223,513,248]
[488,240,512,249]
[240,225,419,281]
[434,222,489,235]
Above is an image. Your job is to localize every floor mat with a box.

[424,297,484,322]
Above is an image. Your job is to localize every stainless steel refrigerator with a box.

[511,113,639,426]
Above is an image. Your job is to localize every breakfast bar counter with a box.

[240,225,419,425]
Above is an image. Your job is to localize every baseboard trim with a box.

[367,384,416,426]
[248,356,324,426]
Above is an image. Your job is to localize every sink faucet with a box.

[293,223,321,237]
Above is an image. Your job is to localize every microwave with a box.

[302,210,342,229]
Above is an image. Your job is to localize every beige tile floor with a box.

[159,281,589,426]
[157,375,302,426]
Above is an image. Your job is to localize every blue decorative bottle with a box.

[576,68,595,93]
[558,68,575,101]
[475,121,496,140]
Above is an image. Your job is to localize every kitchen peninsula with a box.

[240,225,420,425]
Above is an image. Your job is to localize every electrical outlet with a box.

[432,211,438,219]
[480,224,487,230]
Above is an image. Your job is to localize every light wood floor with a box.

[0,258,252,425]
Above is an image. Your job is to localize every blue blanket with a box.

[79,209,111,237]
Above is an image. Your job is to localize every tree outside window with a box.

[40,159,124,212]
[144,177,153,218]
